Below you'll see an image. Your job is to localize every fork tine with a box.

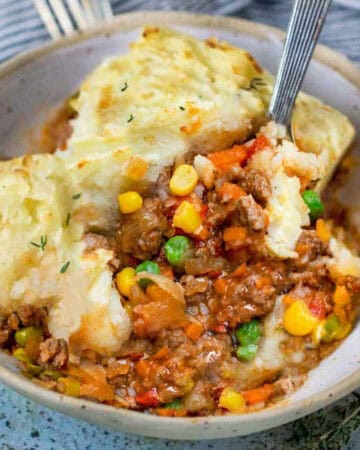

[34,0,62,39]
[86,0,107,21]
[66,0,90,30]
[80,0,96,25]
[100,0,114,20]
[48,0,75,36]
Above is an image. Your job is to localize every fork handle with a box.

[269,0,332,125]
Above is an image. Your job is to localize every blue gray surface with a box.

[0,0,359,449]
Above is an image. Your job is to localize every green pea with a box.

[41,370,62,381]
[13,348,32,363]
[164,398,183,409]
[236,344,259,361]
[135,261,160,288]
[322,314,341,343]
[15,327,43,347]
[235,320,261,347]
[164,236,193,268]
[27,363,44,376]
[302,190,324,221]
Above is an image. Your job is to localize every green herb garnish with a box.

[72,193,82,200]
[66,212,71,227]
[30,235,47,251]
[121,81,128,92]
[60,261,70,274]
[244,77,267,91]
[179,106,186,111]
[127,114,135,123]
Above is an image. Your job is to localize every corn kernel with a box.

[116,267,136,297]
[13,348,32,363]
[333,285,351,306]
[311,321,325,345]
[173,201,202,233]
[316,219,331,243]
[57,377,80,397]
[283,300,319,336]
[118,191,143,214]
[169,164,199,196]
[125,155,148,181]
[219,387,246,413]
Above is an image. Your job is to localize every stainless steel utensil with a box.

[269,0,332,126]
[34,0,113,39]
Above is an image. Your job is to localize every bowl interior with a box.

[0,12,359,439]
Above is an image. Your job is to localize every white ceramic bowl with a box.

[0,11,359,440]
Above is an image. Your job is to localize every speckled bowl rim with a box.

[0,11,359,439]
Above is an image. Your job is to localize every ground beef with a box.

[38,338,68,369]
[211,276,276,327]
[294,230,329,268]
[149,170,171,201]
[205,201,235,228]
[84,233,120,271]
[194,234,224,258]
[183,380,215,412]
[289,261,330,288]
[344,275,360,294]
[106,360,130,380]
[17,305,47,327]
[184,257,229,276]
[266,262,292,295]
[117,198,168,260]
[274,376,306,396]
[237,194,266,231]
[156,327,188,350]
[227,167,271,205]
[83,233,111,251]
[0,320,10,347]
[212,261,291,325]
[180,275,210,297]
[7,313,20,331]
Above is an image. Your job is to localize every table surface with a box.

[0,0,359,449]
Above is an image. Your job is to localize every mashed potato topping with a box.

[0,154,131,355]
[68,28,268,164]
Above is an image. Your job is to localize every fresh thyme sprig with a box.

[287,391,360,450]
[30,235,47,251]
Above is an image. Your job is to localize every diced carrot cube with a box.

[214,277,228,295]
[223,227,248,242]
[185,322,204,341]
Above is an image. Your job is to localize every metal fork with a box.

[269,0,332,127]
[34,0,114,39]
